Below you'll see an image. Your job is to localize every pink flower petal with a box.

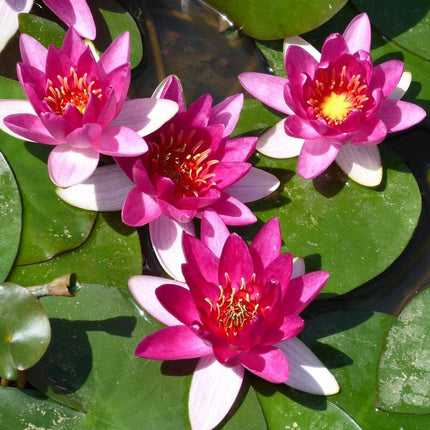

[238,72,293,115]
[241,345,289,383]
[283,271,330,315]
[0,100,37,140]
[135,325,211,360]
[149,215,195,282]
[378,99,426,133]
[297,138,341,179]
[285,115,323,139]
[285,45,319,83]
[257,119,304,158]
[335,144,383,186]
[111,98,179,136]
[220,136,257,162]
[277,337,339,395]
[210,93,243,138]
[208,193,257,226]
[351,117,387,145]
[249,217,281,270]
[225,167,280,204]
[4,113,59,145]
[128,275,186,326]
[121,187,161,227]
[43,0,96,40]
[94,126,148,156]
[48,144,99,187]
[283,36,321,62]
[56,164,133,211]
[200,210,229,258]
[189,355,244,430]
[342,12,371,53]
[154,75,186,112]
[19,33,47,71]
[371,60,404,98]
[0,0,32,53]
[155,284,201,326]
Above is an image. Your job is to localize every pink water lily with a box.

[239,13,426,186]
[0,0,96,53]
[56,75,279,280]
[0,29,178,187]
[130,212,339,430]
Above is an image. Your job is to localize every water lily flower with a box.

[239,13,426,186]
[0,29,178,187]
[129,212,339,430]
[56,75,280,281]
[0,0,96,53]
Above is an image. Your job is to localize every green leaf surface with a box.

[378,287,430,414]
[234,101,421,296]
[203,0,348,40]
[7,212,142,290]
[18,13,65,48]
[0,151,21,282]
[0,283,50,380]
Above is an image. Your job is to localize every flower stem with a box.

[26,273,82,298]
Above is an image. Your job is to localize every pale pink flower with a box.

[130,212,339,430]
[239,13,426,186]
[0,29,178,187]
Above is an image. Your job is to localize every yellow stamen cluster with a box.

[45,67,102,116]
[308,65,368,126]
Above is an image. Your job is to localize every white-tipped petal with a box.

[226,167,280,203]
[257,119,304,158]
[292,257,305,279]
[149,215,195,282]
[388,71,412,100]
[0,99,37,140]
[335,144,382,187]
[283,36,321,62]
[111,98,178,136]
[278,337,339,396]
[128,275,186,326]
[189,355,244,430]
[0,0,33,53]
[56,164,133,211]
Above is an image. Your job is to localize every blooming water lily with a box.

[0,29,178,186]
[130,212,339,430]
[0,0,96,53]
[239,13,426,186]
[57,75,280,281]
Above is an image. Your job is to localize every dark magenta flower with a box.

[130,212,338,430]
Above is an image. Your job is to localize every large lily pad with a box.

[378,286,430,414]
[0,283,50,380]
[203,0,348,40]
[0,151,21,282]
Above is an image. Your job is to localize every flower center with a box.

[206,274,260,339]
[45,67,103,116]
[307,65,368,126]
[148,123,219,199]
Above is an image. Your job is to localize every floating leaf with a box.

[18,13,65,48]
[0,283,50,380]
[203,0,348,40]
[0,151,21,282]
[7,212,142,290]
[378,287,430,414]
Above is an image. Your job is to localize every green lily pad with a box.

[0,283,51,380]
[203,0,348,40]
[7,212,142,290]
[0,151,21,282]
[378,286,430,414]
[18,13,65,48]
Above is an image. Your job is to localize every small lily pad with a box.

[0,283,51,380]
